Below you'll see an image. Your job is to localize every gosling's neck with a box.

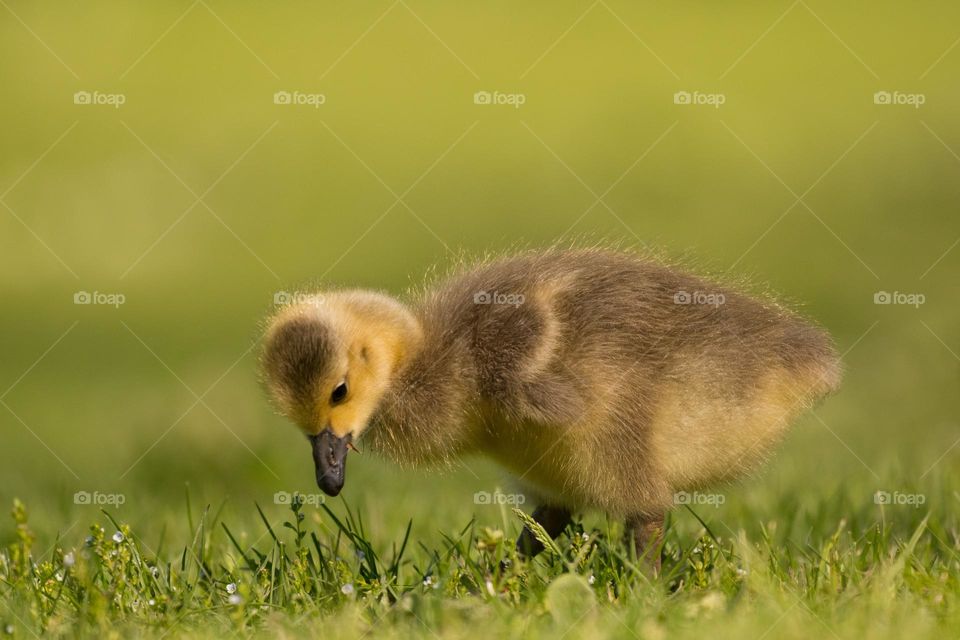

[363,297,477,468]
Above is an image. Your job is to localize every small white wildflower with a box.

[422,576,433,587]
[588,575,596,585]
[55,572,64,582]
[340,583,355,596]
[112,531,124,544]
[63,552,76,567]
[148,599,156,606]
[226,582,237,594]
[4,624,13,634]
[228,594,242,605]
[700,591,725,613]
[581,533,589,542]
[150,566,160,577]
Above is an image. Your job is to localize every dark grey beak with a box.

[309,429,351,496]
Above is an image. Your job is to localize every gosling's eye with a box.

[330,382,348,405]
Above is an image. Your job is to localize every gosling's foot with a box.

[515,504,573,558]
[625,512,665,576]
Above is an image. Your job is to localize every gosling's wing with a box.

[468,276,589,426]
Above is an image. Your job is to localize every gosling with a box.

[260,248,841,566]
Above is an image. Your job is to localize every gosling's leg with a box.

[625,512,664,575]
[516,504,572,558]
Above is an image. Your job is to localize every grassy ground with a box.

[1,472,956,639]
[2,1,960,637]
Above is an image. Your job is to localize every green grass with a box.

[2,474,957,639]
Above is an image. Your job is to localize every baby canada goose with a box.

[260,248,840,567]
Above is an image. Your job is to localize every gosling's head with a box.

[260,290,421,496]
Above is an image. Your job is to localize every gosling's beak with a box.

[309,429,352,496]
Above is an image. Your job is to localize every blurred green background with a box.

[1,1,958,548]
